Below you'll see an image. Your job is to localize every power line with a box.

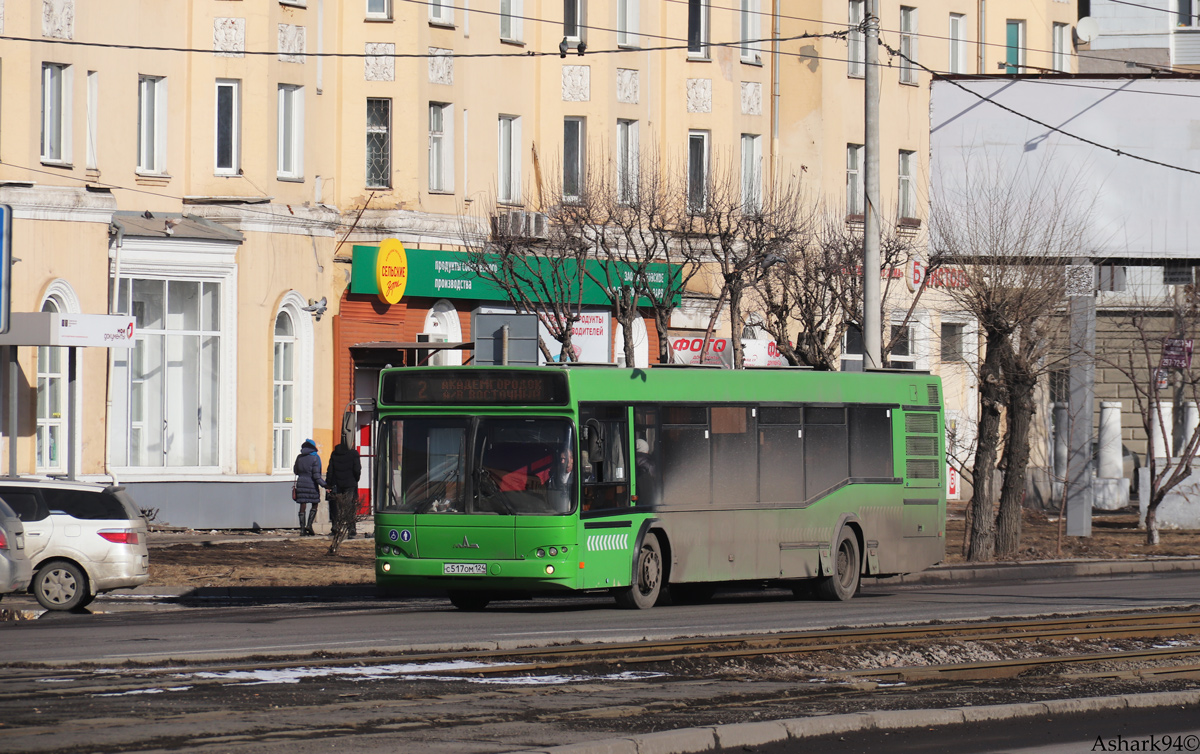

[880,40,1200,177]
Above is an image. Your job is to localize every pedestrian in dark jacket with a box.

[293,439,325,535]
[325,442,362,542]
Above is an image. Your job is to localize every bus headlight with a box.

[382,562,391,572]
[545,565,555,575]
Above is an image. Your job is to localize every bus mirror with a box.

[341,411,356,447]
[585,419,605,464]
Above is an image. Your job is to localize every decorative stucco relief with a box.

[0,1,5,35]
[741,82,762,115]
[42,0,74,40]
[365,43,395,81]
[214,18,246,58]
[562,65,590,102]
[278,24,306,63]
[616,69,639,104]
[429,48,454,85]
[686,79,712,113]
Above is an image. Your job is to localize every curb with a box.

[874,556,1200,587]
[510,690,1200,754]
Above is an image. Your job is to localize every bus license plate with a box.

[443,563,486,575]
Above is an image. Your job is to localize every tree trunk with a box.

[1146,496,1161,545]
[617,307,638,368]
[729,285,745,369]
[996,347,1036,558]
[968,331,1006,562]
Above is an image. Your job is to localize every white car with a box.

[0,479,150,611]
[0,498,33,598]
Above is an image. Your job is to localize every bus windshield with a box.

[383,417,577,515]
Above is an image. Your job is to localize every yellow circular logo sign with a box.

[375,238,408,305]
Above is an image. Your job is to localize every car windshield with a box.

[382,416,576,515]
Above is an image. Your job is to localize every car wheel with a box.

[814,529,861,602]
[33,561,90,611]
[614,533,663,609]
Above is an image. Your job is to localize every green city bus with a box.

[372,365,946,610]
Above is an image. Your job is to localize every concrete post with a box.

[1184,401,1199,452]
[1150,402,1174,461]
[1053,402,1069,480]
[1067,289,1096,535]
[1097,402,1123,479]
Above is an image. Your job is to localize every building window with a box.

[215,79,240,176]
[564,0,584,41]
[1006,20,1025,73]
[741,133,762,212]
[86,71,99,171]
[949,13,967,74]
[847,0,865,77]
[688,0,709,58]
[110,278,223,468]
[366,98,392,189]
[687,130,709,213]
[1053,22,1070,72]
[498,114,521,203]
[37,299,65,473]
[941,322,965,362]
[366,0,392,20]
[617,119,638,204]
[886,323,916,369]
[137,75,167,174]
[563,117,585,201]
[899,7,918,84]
[617,0,638,46]
[277,84,304,180]
[500,0,522,41]
[41,63,70,164]
[846,143,864,216]
[428,102,454,192]
[841,323,864,371]
[740,0,761,63]
[898,149,916,219]
[429,0,453,25]
[274,311,296,471]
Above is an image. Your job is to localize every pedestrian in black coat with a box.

[325,442,362,542]
[293,438,325,535]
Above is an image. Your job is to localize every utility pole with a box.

[863,0,882,369]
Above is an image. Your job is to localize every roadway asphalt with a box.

[116,533,1200,753]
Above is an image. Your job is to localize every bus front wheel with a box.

[814,529,861,602]
[615,534,663,609]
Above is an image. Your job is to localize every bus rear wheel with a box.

[615,534,663,609]
[448,590,490,611]
[814,529,861,602]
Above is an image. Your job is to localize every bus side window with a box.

[634,406,661,509]
[579,403,630,513]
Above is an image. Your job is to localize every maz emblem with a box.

[453,536,480,549]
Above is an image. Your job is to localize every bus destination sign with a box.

[383,370,569,406]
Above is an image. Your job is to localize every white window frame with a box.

[498,114,522,204]
[847,0,865,77]
[563,117,585,202]
[740,0,761,63]
[885,320,917,370]
[41,62,72,165]
[274,292,314,472]
[85,71,98,171]
[277,84,304,180]
[366,0,392,20]
[840,323,864,371]
[688,0,709,59]
[429,102,455,193]
[564,0,584,42]
[429,0,454,26]
[366,97,392,189]
[1006,20,1026,73]
[741,133,762,212]
[36,293,70,473]
[1053,22,1070,73]
[949,13,967,75]
[687,129,710,213]
[500,0,523,41]
[616,119,639,205]
[898,149,916,219]
[137,75,168,174]
[215,79,241,176]
[617,0,639,47]
[899,7,918,85]
[846,143,864,216]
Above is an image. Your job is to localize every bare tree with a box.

[931,155,1093,561]
[1095,287,1200,545]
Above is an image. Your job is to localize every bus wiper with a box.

[475,468,515,514]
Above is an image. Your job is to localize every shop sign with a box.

[947,465,960,500]
[0,312,135,349]
[669,337,785,368]
[352,245,681,307]
[375,239,409,305]
[906,256,926,292]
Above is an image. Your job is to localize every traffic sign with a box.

[0,204,11,334]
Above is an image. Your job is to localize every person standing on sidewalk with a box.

[293,439,325,536]
[325,441,362,551]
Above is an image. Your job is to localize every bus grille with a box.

[906,437,938,456]
[906,459,940,479]
[905,413,937,434]
[927,383,940,406]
